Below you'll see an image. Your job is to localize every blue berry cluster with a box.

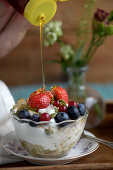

[16,103,86,127]
[55,103,86,126]
[17,109,40,127]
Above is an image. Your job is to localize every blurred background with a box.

[0,0,113,110]
[0,0,113,86]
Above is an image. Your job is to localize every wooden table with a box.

[0,113,113,170]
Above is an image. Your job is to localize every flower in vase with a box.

[44,1,113,71]
[93,9,113,36]
[60,44,74,60]
[94,8,109,23]
[43,1,112,126]
[44,32,57,47]
[44,21,63,47]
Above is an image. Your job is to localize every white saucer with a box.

[1,131,99,165]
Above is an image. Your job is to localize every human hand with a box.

[0,0,30,58]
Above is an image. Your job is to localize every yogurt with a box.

[12,113,87,157]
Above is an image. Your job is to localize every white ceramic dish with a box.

[1,131,99,165]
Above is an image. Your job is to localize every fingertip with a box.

[14,13,31,29]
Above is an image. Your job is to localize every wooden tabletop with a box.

[0,113,113,170]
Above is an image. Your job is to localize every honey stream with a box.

[40,19,45,88]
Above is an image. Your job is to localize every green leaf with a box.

[54,106,59,113]
[72,42,85,65]
[59,99,67,106]
[50,113,57,119]
[93,21,113,36]
[104,25,113,35]
[108,10,113,22]
[76,59,86,67]
[26,105,37,112]
[57,38,64,46]
[61,61,67,72]
[93,20,105,36]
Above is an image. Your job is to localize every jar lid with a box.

[24,0,57,26]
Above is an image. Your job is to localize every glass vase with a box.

[66,67,105,129]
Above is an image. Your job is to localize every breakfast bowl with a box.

[11,86,88,158]
[11,110,88,158]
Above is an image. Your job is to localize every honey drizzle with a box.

[40,18,45,88]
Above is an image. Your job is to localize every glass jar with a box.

[66,67,105,129]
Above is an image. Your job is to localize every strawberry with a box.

[46,91,54,100]
[36,88,53,100]
[27,89,51,109]
[51,86,68,104]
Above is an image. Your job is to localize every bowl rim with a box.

[11,109,88,126]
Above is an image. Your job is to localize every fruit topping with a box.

[53,106,59,113]
[30,114,40,122]
[13,86,87,125]
[40,113,51,121]
[27,89,51,109]
[17,109,30,119]
[55,112,70,127]
[68,101,78,107]
[67,106,80,120]
[78,104,86,116]
[46,91,54,100]
[55,112,69,123]
[50,113,57,119]
[51,86,68,104]
[59,105,67,112]
[53,100,60,107]
[29,114,40,127]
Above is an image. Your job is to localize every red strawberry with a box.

[27,89,51,109]
[51,86,68,104]
[37,88,53,100]
[46,91,54,100]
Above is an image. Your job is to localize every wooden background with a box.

[0,0,113,86]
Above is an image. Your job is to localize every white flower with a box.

[52,21,63,36]
[44,32,57,47]
[48,32,57,44]
[60,44,74,60]
[43,39,50,47]
[44,21,63,46]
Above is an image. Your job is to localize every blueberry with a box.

[78,104,86,116]
[17,109,30,119]
[67,106,80,120]
[29,114,40,127]
[31,114,40,122]
[55,112,70,127]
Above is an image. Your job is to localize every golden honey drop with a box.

[40,17,46,88]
